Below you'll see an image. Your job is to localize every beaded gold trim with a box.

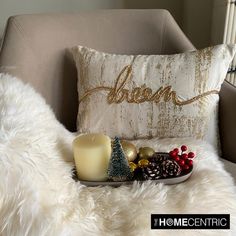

[79,65,219,106]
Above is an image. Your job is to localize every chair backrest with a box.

[0,9,194,131]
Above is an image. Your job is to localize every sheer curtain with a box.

[224,0,236,85]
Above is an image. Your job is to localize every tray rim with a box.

[78,168,193,187]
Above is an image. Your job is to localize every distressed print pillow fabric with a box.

[71,44,236,149]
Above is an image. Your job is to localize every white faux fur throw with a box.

[0,74,236,236]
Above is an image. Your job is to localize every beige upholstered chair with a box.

[0,10,235,169]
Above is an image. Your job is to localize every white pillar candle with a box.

[73,133,112,181]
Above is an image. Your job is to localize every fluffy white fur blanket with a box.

[0,74,236,236]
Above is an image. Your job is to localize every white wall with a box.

[182,0,214,48]
[211,0,227,45]
[124,0,219,48]
[0,0,124,37]
[0,0,217,48]
[123,0,184,27]
[0,0,185,40]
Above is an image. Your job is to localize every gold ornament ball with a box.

[138,159,150,167]
[121,140,137,162]
[139,147,155,159]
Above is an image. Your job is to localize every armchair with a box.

[0,9,235,173]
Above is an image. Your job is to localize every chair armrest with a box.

[219,81,236,163]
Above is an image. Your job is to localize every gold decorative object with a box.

[129,162,138,172]
[121,140,137,162]
[139,147,155,159]
[79,65,219,106]
[138,159,150,167]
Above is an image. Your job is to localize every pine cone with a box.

[149,153,170,165]
[161,160,181,178]
[141,162,162,180]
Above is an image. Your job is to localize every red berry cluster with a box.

[169,145,195,173]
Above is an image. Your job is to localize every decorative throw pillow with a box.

[71,44,236,149]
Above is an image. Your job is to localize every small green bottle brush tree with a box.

[107,137,132,181]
